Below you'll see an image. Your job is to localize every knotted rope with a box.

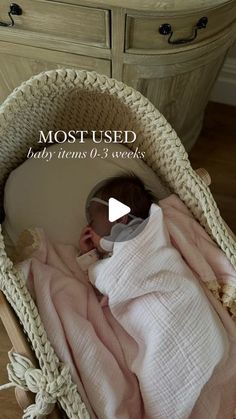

[0,350,75,418]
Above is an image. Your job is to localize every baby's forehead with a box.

[88,201,107,217]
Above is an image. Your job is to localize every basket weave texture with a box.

[0,69,235,418]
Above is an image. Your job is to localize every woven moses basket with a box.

[0,69,236,418]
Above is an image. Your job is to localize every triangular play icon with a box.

[108,198,131,222]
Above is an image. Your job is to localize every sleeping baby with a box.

[14,173,236,419]
[77,173,154,270]
[76,174,234,419]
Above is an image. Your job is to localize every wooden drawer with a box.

[0,0,110,49]
[0,40,111,103]
[125,2,236,52]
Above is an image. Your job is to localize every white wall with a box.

[210,41,236,106]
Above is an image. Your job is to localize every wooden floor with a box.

[0,101,235,418]
[0,325,21,419]
[189,102,236,232]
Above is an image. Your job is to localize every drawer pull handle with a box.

[0,3,22,27]
[159,17,208,45]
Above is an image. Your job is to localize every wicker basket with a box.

[0,69,235,418]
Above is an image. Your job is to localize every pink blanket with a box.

[16,194,236,419]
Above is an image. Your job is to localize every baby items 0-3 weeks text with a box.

[27,146,145,162]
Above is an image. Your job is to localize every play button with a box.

[108,198,131,222]
[85,179,149,244]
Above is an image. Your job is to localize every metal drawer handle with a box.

[0,3,22,27]
[159,17,208,45]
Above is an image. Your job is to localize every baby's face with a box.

[83,200,130,254]
[87,201,112,237]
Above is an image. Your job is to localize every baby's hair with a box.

[94,173,155,219]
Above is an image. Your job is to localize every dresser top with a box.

[89,0,234,11]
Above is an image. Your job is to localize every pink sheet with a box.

[16,194,236,419]
[19,230,143,419]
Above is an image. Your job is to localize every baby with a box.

[77,174,154,271]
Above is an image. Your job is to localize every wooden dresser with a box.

[0,0,235,150]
